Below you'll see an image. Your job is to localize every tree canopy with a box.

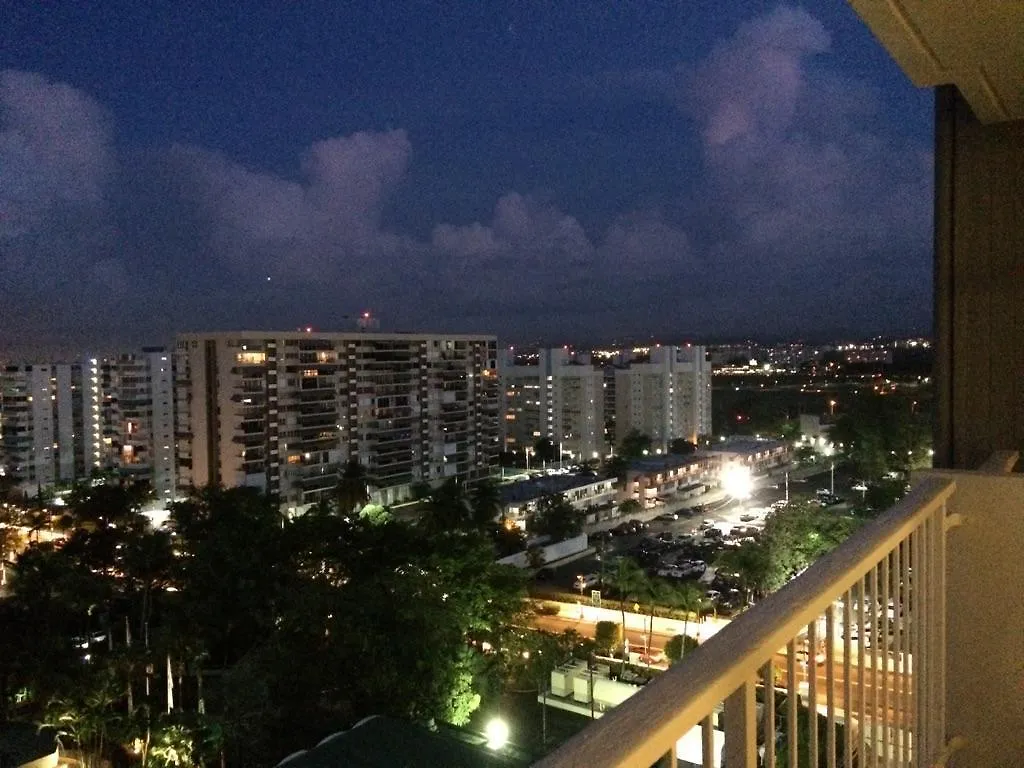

[1,481,527,767]
[618,430,652,460]
[829,394,932,480]
[527,493,583,541]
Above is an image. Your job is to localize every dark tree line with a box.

[0,477,527,767]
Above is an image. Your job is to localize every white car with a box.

[574,573,600,591]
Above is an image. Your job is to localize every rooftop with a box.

[276,715,526,768]
[499,472,610,504]
[627,454,712,473]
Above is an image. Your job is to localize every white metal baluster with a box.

[921,520,929,765]
[931,506,947,760]
[808,620,819,766]
[725,680,759,768]
[870,563,879,768]
[702,713,716,768]
[858,575,868,767]
[763,659,776,768]
[900,537,911,768]
[843,589,853,768]
[787,639,798,768]
[826,605,837,768]
[893,540,904,766]
[881,551,891,765]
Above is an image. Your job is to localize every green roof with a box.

[276,716,529,768]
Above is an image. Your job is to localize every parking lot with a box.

[532,461,857,616]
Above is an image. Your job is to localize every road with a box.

[530,611,914,727]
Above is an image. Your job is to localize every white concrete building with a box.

[0,363,85,490]
[174,331,500,510]
[94,349,177,500]
[614,345,711,451]
[1,353,178,497]
[499,348,605,462]
[498,471,617,529]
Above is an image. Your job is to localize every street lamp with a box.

[721,464,753,502]
[485,718,510,750]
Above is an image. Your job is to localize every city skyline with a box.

[1,2,933,359]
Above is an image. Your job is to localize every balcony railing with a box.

[536,452,1023,768]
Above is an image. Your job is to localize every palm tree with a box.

[663,582,708,652]
[422,478,470,533]
[469,478,503,529]
[717,541,771,605]
[335,459,369,516]
[604,557,648,667]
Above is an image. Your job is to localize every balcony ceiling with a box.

[850,0,1024,122]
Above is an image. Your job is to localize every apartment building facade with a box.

[0,352,177,497]
[499,348,606,462]
[174,331,500,510]
[614,345,711,451]
[94,349,177,499]
[0,363,85,490]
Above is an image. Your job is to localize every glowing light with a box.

[485,718,510,750]
[721,464,753,500]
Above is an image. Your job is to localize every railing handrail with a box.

[534,475,957,768]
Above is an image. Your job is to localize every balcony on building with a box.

[535,5,1024,767]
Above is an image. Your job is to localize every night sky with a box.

[0,1,934,359]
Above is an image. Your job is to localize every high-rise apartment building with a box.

[174,331,500,510]
[614,345,711,450]
[0,352,177,497]
[499,348,606,462]
[95,349,177,499]
[0,363,86,490]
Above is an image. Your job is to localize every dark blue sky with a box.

[1,1,934,358]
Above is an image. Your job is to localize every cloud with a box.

[163,129,411,280]
[0,70,114,273]
[689,5,931,264]
[431,194,695,322]
[0,4,933,359]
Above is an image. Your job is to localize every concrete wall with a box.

[18,750,58,768]
[928,464,1024,768]
[497,533,589,568]
[934,87,1024,469]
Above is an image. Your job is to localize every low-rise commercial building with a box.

[498,471,617,529]
[710,436,790,474]
[623,454,721,507]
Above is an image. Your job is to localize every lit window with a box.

[236,351,267,364]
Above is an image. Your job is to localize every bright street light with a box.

[485,718,510,750]
[721,464,753,501]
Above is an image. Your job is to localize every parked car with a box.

[574,573,601,591]
[739,513,757,522]
[699,519,715,530]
